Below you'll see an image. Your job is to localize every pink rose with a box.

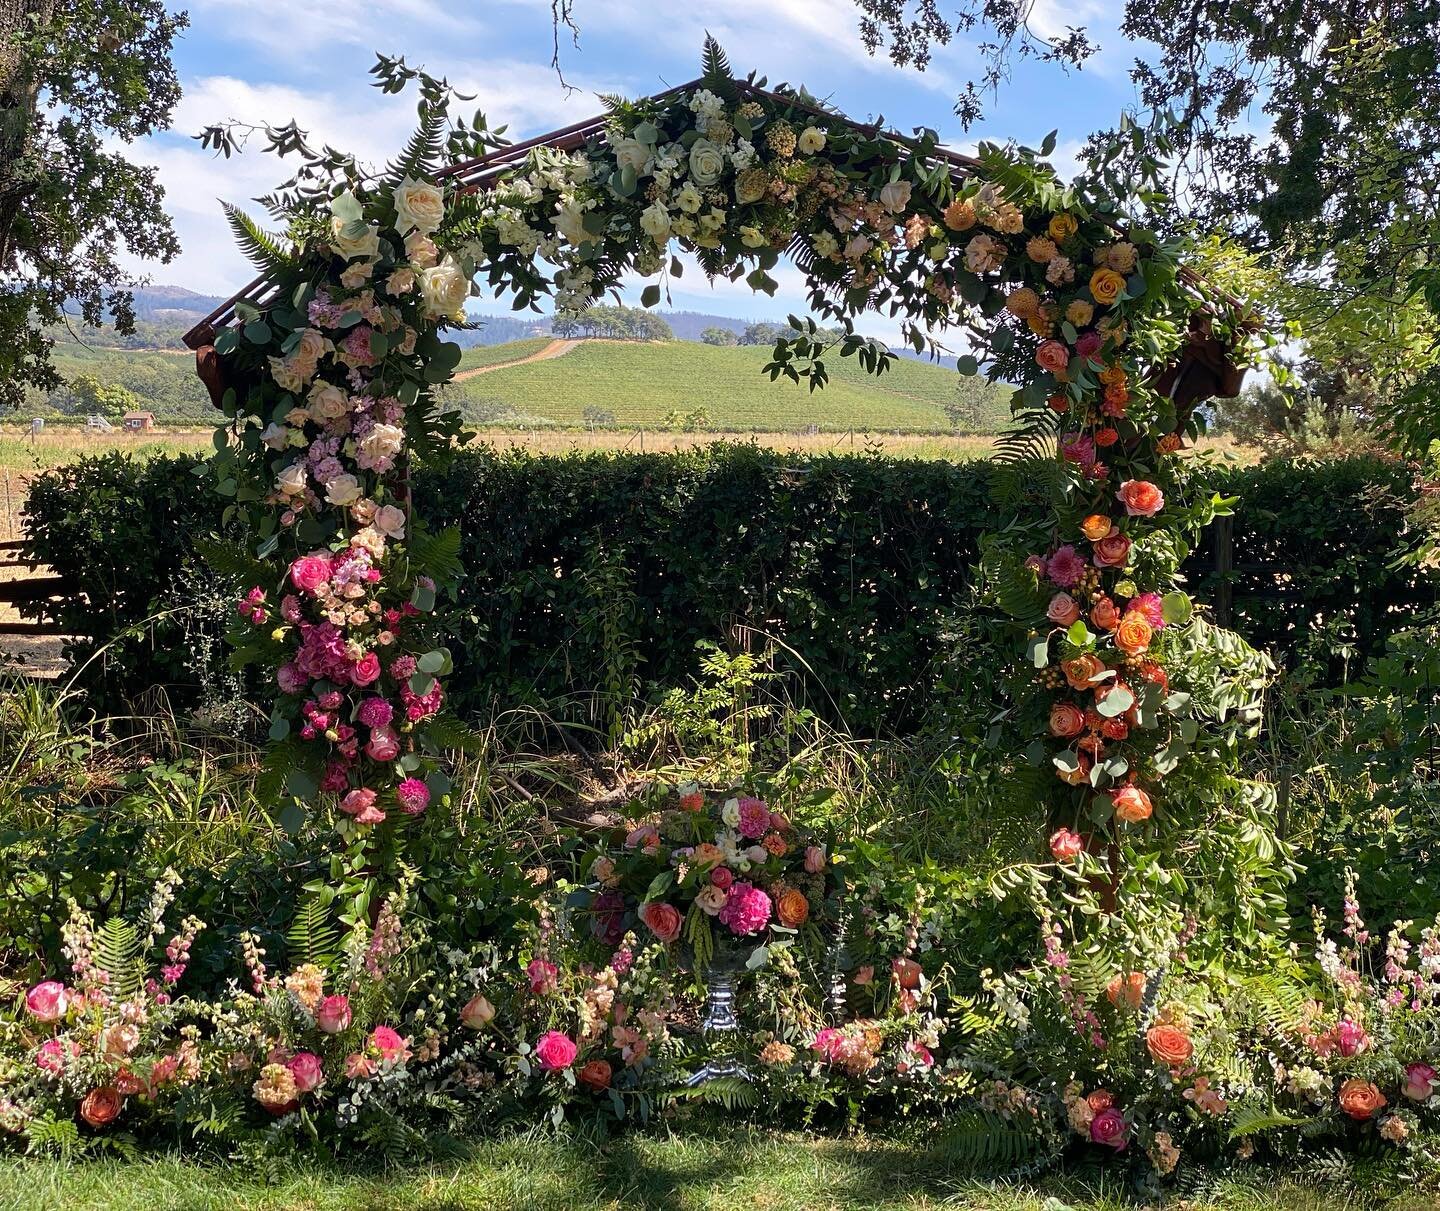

[26,981,69,1023]
[315,995,351,1034]
[527,958,559,995]
[350,651,381,686]
[1047,593,1081,627]
[803,844,827,874]
[287,1052,324,1093]
[35,1037,66,1074]
[710,866,734,890]
[364,725,400,762]
[1049,828,1085,860]
[1336,1018,1369,1057]
[289,553,332,595]
[1403,1062,1436,1101]
[534,1030,578,1072]
[639,901,683,943]
[461,994,496,1030]
[1116,479,1164,518]
[1090,1106,1129,1150]
[370,1025,409,1064]
[339,787,385,825]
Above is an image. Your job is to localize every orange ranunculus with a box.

[1112,784,1153,824]
[1090,596,1120,630]
[1156,434,1183,455]
[1338,1078,1387,1121]
[1100,715,1129,740]
[1116,479,1165,518]
[1047,393,1070,413]
[1106,972,1145,1010]
[1063,653,1106,691]
[1098,364,1127,387]
[1104,382,1130,407]
[1094,426,1119,448]
[1114,611,1153,656]
[1048,212,1078,241]
[1089,268,1126,306]
[1080,514,1112,542]
[1092,530,1131,569]
[776,888,811,928]
[1146,1024,1194,1067]
[578,1059,613,1092]
[79,1086,123,1128]
[1050,702,1087,738]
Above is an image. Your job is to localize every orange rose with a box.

[1112,784,1153,823]
[1089,268,1126,306]
[1092,530,1131,569]
[943,197,977,231]
[1035,340,1070,376]
[1116,479,1164,518]
[1080,514,1112,542]
[1100,716,1129,740]
[1086,1088,1115,1112]
[80,1086,123,1128]
[1090,597,1120,630]
[1156,434,1183,455]
[1114,611,1153,656]
[1146,1024,1194,1067]
[1338,1078,1387,1121]
[578,1059,612,1092]
[776,888,811,928]
[1048,212,1078,241]
[1063,653,1106,691]
[1106,972,1145,1010]
[1050,702,1086,738]
[1098,364,1127,387]
[1047,393,1070,413]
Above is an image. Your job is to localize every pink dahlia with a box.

[396,778,429,815]
[356,697,393,729]
[1045,545,1086,588]
[1128,592,1165,627]
[736,796,770,840]
[718,881,772,936]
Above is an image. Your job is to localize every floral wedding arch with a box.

[184,41,1270,929]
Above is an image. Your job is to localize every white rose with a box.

[292,328,331,365]
[330,213,381,262]
[275,463,308,497]
[324,474,361,507]
[739,225,765,248]
[374,504,407,539]
[675,183,703,214]
[392,176,445,235]
[879,180,913,214]
[688,138,726,187]
[721,798,741,827]
[260,423,288,450]
[418,254,470,321]
[554,199,594,247]
[612,136,651,175]
[639,201,671,243]
[797,126,826,154]
[696,885,727,916]
[267,355,310,394]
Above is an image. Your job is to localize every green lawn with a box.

[0,1132,1427,1211]
[452,340,1012,432]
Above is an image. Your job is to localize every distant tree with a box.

[60,372,139,416]
[555,304,673,341]
[942,394,983,433]
[700,326,738,346]
[738,322,789,347]
[582,405,616,427]
[1,1,188,411]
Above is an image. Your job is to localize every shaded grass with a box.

[0,1130,1427,1211]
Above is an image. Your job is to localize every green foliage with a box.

[220,202,294,274]
[285,893,340,970]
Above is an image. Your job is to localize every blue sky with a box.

[134,0,1158,341]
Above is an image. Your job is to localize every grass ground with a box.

[0,1131,1425,1211]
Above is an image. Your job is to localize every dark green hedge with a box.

[22,447,1435,728]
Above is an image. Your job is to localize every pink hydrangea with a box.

[396,778,429,815]
[718,881,772,936]
[1045,545,1087,588]
[736,796,770,840]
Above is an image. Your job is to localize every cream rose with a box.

[405,231,439,269]
[418,254,469,321]
[374,504,407,539]
[554,199,594,247]
[307,382,349,421]
[392,176,445,235]
[330,212,380,262]
[797,126,826,154]
[879,180,912,214]
[386,267,415,296]
[324,473,361,507]
[696,885,727,915]
[612,136,651,175]
[275,463,308,497]
[639,201,671,243]
[688,138,726,187]
[359,423,405,464]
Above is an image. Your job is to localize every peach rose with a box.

[1106,972,1145,1010]
[639,901,683,943]
[1089,267,1125,306]
[1146,1024,1194,1067]
[1062,653,1106,691]
[1090,597,1120,630]
[1080,514,1112,542]
[1092,530,1131,569]
[79,1086,123,1128]
[1035,340,1070,376]
[776,888,811,928]
[1114,612,1153,656]
[1338,1078,1387,1121]
[1049,702,1086,738]
[1112,785,1153,824]
[1049,827,1084,860]
[1048,593,1081,627]
[1087,1088,1115,1113]
[1116,479,1164,518]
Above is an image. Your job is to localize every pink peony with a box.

[527,958,559,996]
[315,994,352,1034]
[736,796,770,840]
[639,901,683,943]
[534,1030,578,1071]
[350,651,382,687]
[370,1025,410,1064]
[289,553,332,595]
[25,981,69,1023]
[1045,545,1086,588]
[396,777,430,815]
[364,725,400,762]
[717,881,772,936]
[1090,1106,1129,1150]
[287,1052,324,1094]
[339,787,385,825]
[356,697,393,729]
[1403,1062,1436,1101]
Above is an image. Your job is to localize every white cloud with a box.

[184,0,487,61]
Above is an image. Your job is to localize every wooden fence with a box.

[0,540,77,638]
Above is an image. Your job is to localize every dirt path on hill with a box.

[452,338,580,381]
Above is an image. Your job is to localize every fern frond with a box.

[407,525,464,587]
[994,407,1061,465]
[675,1075,757,1110]
[979,540,1050,623]
[195,537,271,589]
[699,35,733,90]
[1227,1103,1312,1139]
[285,893,340,970]
[928,1107,1046,1173]
[385,106,448,185]
[222,202,294,274]
[95,918,142,1001]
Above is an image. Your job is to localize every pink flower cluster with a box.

[717,881,772,936]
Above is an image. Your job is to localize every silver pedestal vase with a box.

[685,946,752,1086]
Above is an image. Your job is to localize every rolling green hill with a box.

[450,339,1011,432]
